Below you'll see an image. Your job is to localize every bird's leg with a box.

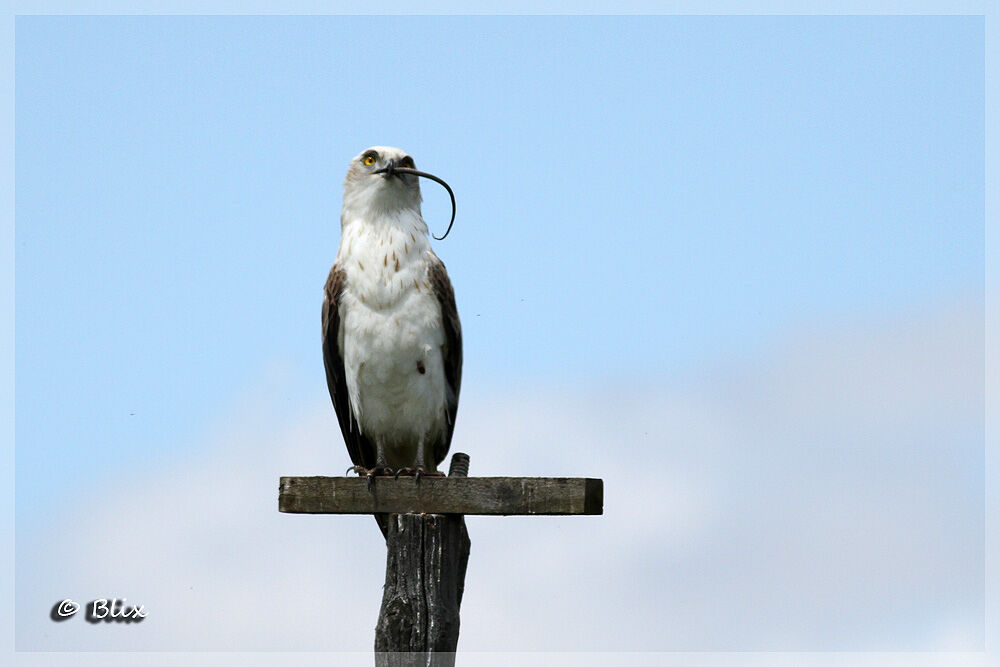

[394,437,425,482]
[417,438,444,477]
[345,463,395,479]
[393,466,423,481]
[349,439,393,492]
[374,439,395,476]
[394,437,445,483]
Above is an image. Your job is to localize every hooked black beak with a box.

[376,159,402,180]
[371,163,457,241]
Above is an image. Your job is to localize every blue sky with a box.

[11,12,988,658]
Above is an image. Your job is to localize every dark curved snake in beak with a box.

[373,163,457,241]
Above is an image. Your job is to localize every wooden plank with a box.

[278,476,603,516]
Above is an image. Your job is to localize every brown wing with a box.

[428,255,463,467]
[322,264,376,469]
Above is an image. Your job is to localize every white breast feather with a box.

[336,209,447,463]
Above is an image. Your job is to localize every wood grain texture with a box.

[374,513,470,665]
[278,476,603,516]
[374,453,472,665]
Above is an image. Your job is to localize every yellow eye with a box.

[363,155,376,166]
[400,158,414,169]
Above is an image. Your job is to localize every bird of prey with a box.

[322,146,462,534]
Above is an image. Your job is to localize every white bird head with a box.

[342,146,423,216]
[341,146,458,240]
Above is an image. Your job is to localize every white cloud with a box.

[15,296,985,654]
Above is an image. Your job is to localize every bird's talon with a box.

[349,465,395,492]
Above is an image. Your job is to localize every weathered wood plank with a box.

[278,476,603,516]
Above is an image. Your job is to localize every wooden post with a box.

[373,454,471,666]
[278,454,602,663]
